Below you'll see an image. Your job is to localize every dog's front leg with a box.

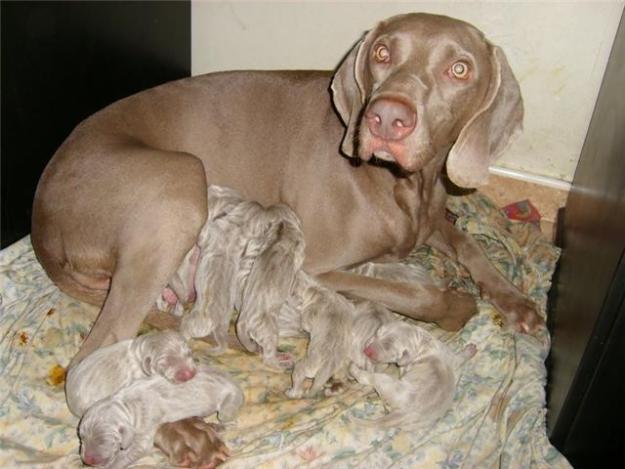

[316,271,476,331]
[429,222,543,333]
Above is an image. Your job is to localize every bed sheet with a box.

[0,192,571,468]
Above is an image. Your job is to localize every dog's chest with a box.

[375,175,443,261]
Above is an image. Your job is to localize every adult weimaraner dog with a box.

[31,12,541,467]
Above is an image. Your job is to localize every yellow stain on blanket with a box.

[392,432,411,454]
[46,364,67,387]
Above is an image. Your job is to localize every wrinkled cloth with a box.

[0,192,570,468]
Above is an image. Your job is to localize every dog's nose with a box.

[174,367,197,382]
[82,451,101,466]
[364,345,375,359]
[365,98,417,141]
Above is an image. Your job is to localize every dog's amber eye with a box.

[450,61,470,80]
[373,44,391,63]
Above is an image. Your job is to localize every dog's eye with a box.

[373,44,391,64]
[449,61,470,80]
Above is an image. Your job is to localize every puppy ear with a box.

[118,425,135,450]
[142,356,153,375]
[330,25,380,157]
[397,349,412,367]
[446,44,523,188]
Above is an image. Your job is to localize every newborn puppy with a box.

[180,197,286,352]
[236,204,305,369]
[78,364,244,468]
[349,320,476,427]
[285,274,394,398]
[157,185,244,317]
[65,330,196,417]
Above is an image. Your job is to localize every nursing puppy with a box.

[180,199,290,353]
[236,204,305,369]
[178,198,267,351]
[78,364,244,468]
[65,330,196,417]
[286,275,394,398]
[349,320,476,427]
[157,185,243,317]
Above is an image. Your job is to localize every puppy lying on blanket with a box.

[350,321,476,427]
[286,273,395,398]
[65,330,196,417]
[78,364,244,469]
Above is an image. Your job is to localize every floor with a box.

[479,174,569,241]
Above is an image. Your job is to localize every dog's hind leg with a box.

[70,150,207,365]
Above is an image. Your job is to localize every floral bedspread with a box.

[0,192,571,468]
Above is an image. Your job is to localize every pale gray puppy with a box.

[65,330,196,417]
[156,185,244,317]
[179,199,261,348]
[179,197,284,353]
[78,364,244,469]
[285,274,394,399]
[349,320,477,428]
[236,204,305,369]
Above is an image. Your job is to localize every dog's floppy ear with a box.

[331,25,380,157]
[446,44,523,188]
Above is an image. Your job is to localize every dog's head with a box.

[79,401,135,467]
[138,330,197,383]
[331,13,522,188]
[364,320,429,367]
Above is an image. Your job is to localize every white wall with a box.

[192,1,623,183]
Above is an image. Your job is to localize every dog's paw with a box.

[154,417,229,469]
[488,291,544,334]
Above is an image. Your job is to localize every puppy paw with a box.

[463,343,478,359]
[263,352,294,371]
[154,418,230,468]
[285,387,304,399]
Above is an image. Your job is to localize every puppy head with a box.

[364,320,425,367]
[138,330,197,383]
[79,401,135,466]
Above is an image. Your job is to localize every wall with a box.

[192,0,623,185]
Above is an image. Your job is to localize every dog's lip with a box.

[365,137,418,172]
